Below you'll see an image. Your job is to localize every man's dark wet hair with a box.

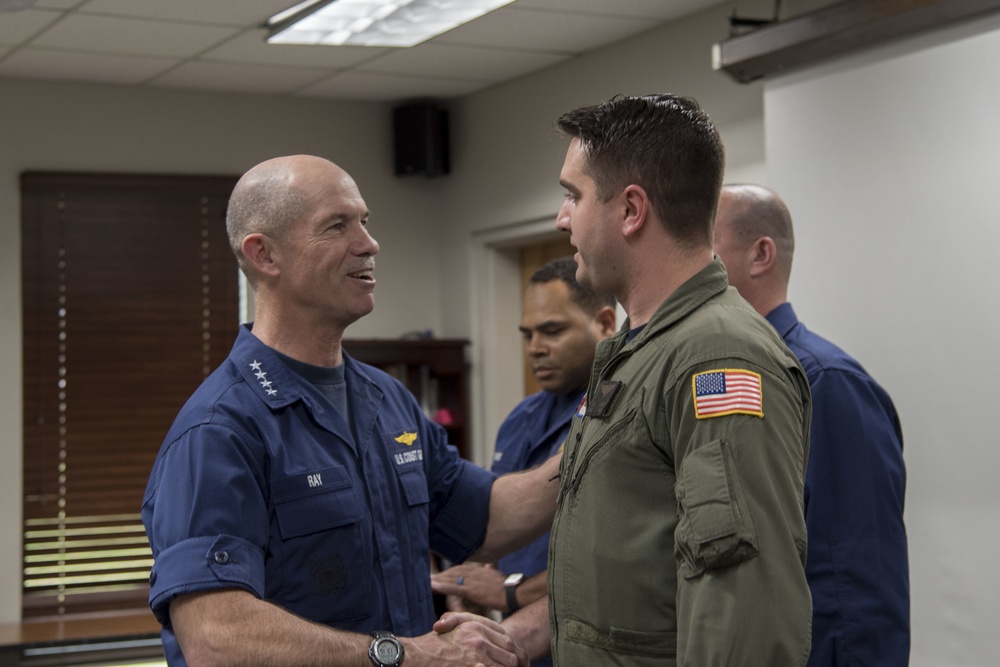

[556,94,725,250]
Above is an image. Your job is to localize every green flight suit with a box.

[548,258,813,666]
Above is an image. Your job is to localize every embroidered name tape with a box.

[692,369,763,419]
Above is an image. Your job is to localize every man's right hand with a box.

[406,612,528,667]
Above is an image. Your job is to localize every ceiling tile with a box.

[0,8,62,45]
[513,0,725,21]
[436,7,657,54]
[149,59,331,95]
[360,43,568,82]
[35,0,85,9]
[0,46,176,84]
[76,0,294,27]
[297,70,484,102]
[0,0,723,101]
[201,29,389,69]
[30,13,239,57]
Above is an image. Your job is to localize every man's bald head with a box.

[716,184,795,284]
[226,155,346,284]
[713,184,795,316]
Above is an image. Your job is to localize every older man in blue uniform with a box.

[142,155,555,667]
[714,183,910,666]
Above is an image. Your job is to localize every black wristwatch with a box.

[369,631,405,666]
[503,572,525,613]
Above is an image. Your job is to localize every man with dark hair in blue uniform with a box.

[142,155,558,667]
[714,183,910,666]
[431,256,615,667]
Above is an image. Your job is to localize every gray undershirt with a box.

[274,351,349,426]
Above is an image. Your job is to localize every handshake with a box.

[386,562,544,667]
[399,610,528,667]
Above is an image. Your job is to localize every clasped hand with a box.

[405,611,526,667]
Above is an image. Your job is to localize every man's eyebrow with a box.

[327,210,370,224]
[520,320,566,333]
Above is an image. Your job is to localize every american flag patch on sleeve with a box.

[692,369,764,419]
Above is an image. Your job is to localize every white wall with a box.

[765,15,1000,667]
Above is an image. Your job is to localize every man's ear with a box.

[593,305,617,338]
[748,236,777,278]
[242,233,280,278]
[621,184,649,238]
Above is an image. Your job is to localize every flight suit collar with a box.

[610,258,730,355]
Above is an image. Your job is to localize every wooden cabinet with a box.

[343,339,471,459]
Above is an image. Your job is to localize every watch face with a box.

[374,638,402,662]
[504,572,524,587]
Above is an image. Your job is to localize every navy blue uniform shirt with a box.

[767,303,909,666]
[142,325,494,665]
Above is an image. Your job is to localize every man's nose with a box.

[356,227,379,255]
[555,204,571,232]
[527,334,546,356]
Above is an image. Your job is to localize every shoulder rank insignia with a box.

[692,369,763,419]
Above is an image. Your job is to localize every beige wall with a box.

[0,4,764,622]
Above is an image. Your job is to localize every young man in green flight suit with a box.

[439,94,813,666]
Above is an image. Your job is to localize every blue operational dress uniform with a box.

[490,389,582,667]
[767,303,910,666]
[142,325,494,666]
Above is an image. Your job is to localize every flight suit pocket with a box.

[675,439,758,579]
[564,616,676,660]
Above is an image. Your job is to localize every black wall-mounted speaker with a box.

[393,103,450,177]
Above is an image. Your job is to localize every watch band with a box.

[505,583,520,613]
[503,572,524,613]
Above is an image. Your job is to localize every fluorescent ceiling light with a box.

[267,0,515,48]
